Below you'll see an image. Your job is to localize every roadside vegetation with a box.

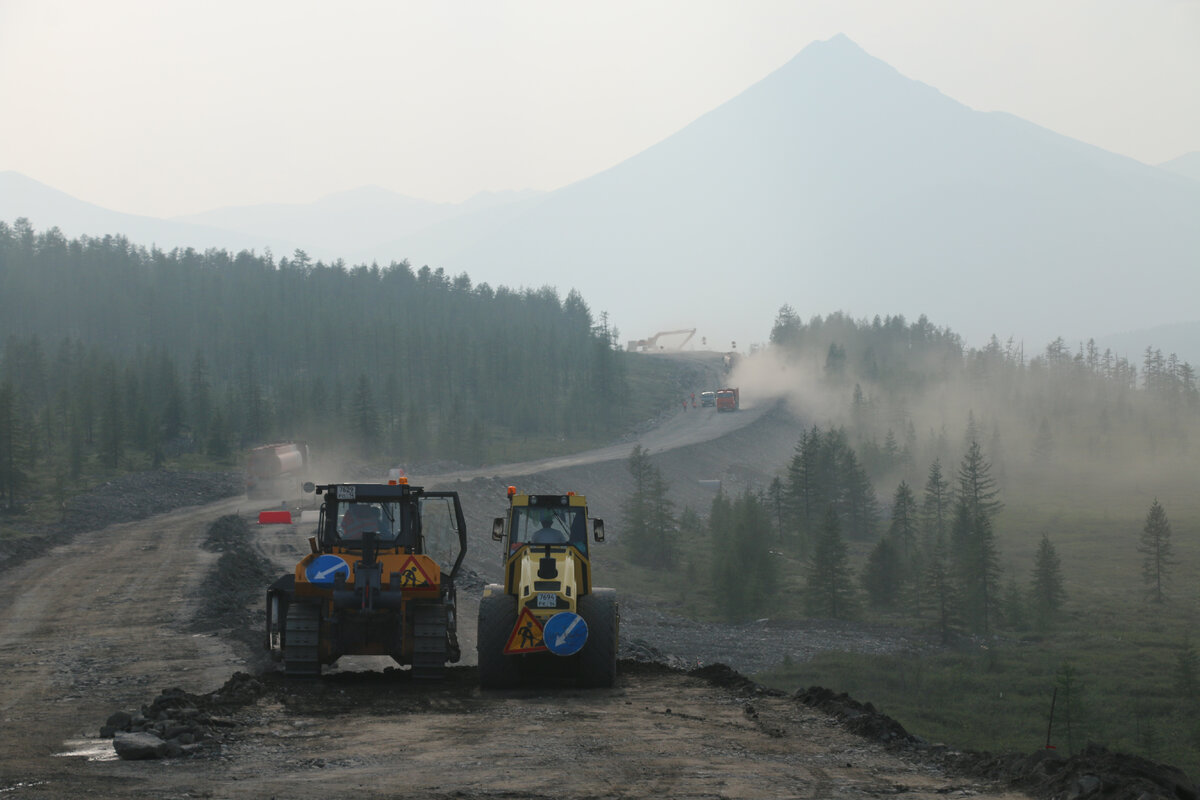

[615,309,1200,777]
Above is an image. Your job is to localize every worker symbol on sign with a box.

[394,556,435,589]
[504,607,547,654]
[518,620,540,650]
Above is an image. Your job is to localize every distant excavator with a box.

[626,328,696,352]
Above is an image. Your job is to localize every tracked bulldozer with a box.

[477,487,618,688]
[265,480,467,678]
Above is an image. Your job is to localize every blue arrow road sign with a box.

[543,611,588,656]
[306,554,350,585]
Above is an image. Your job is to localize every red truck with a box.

[715,388,740,412]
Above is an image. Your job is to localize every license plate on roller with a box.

[537,593,557,608]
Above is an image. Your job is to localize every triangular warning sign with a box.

[395,556,437,590]
[504,607,548,654]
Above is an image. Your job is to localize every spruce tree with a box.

[862,536,902,609]
[805,505,856,618]
[1138,499,1174,604]
[351,374,380,457]
[920,459,951,550]
[952,442,1003,634]
[839,446,879,540]
[784,427,824,550]
[624,445,677,567]
[888,481,919,563]
[957,440,1003,520]
[189,352,212,441]
[1030,534,1066,628]
[0,381,30,509]
[923,532,956,642]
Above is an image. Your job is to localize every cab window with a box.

[337,502,395,544]
[512,507,587,555]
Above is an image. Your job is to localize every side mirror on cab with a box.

[592,518,605,542]
[491,517,506,541]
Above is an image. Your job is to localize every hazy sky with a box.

[2,0,1197,218]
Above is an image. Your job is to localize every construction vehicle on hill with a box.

[245,442,310,499]
[264,479,467,678]
[477,487,618,688]
[626,328,696,352]
[716,387,740,412]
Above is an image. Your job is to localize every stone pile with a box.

[101,673,266,760]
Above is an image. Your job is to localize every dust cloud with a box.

[726,340,1200,528]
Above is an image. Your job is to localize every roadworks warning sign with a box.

[504,608,547,654]
[394,556,436,590]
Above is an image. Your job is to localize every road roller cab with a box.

[477,487,618,688]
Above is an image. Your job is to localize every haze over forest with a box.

[3,35,1198,361]
[3,22,1200,780]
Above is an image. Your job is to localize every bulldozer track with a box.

[283,603,322,677]
[410,602,449,679]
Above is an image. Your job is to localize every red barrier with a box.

[258,510,293,525]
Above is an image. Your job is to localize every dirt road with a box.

[0,468,1032,799]
[0,493,1030,800]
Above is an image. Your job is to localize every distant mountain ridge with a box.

[1158,151,1200,183]
[385,34,1200,351]
[174,185,544,262]
[0,170,294,255]
[0,171,543,264]
[4,34,1198,356]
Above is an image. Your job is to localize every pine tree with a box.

[839,446,879,540]
[888,481,919,563]
[784,427,824,551]
[1030,534,1066,628]
[645,469,678,568]
[1138,499,1174,604]
[923,532,956,642]
[952,441,1003,634]
[1000,576,1027,630]
[0,381,30,510]
[862,536,902,609]
[719,490,779,617]
[351,374,380,457]
[805,505,856,618]
[189,352,212,441]
[624,445,677,567]
[920,459,951,550]
[766,476,785,543]
[957,440,1003,520]
[99,373,124,469]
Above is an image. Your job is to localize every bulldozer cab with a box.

[333,500,418,551]
[267,481,469,678]
[314,483,467,581]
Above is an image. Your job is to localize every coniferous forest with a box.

[0,219,645,504]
